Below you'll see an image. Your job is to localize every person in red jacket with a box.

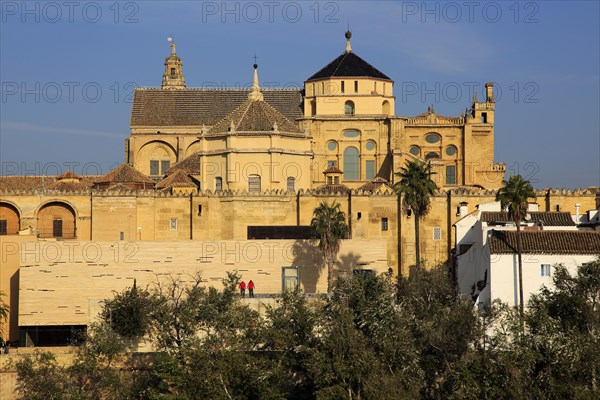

[239,281,246,297]
[248,280,255,298]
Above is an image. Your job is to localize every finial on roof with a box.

[229,120,236,132]
[272,121,278,132]
[248,62,264,101]
[345,30,352,53]
[168,37,176,55]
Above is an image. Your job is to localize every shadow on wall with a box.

[291,241,366,293]
[337,252,363,278]
[9,269,19,343]
[291,240,323,294]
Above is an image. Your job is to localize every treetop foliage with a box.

[15,259,600,400]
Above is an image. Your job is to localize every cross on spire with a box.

[253,53,259,65]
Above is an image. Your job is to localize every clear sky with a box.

[1,1,598,189]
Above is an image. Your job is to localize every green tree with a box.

[100,279,152,344]
[15,352,73,400]
[397,266,478,399]
[311,201,349,292]
[261,290,320,398]
[310,272,423,399]
[495,174,535,316]
[525,259,600,397]
[394,160,438,273]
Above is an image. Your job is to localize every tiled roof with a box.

[56,170,80,179]
[95,164,154,184]
[47,179,93,191]
[306,51,391,81]
[0,175,101,191]
[323,166,343,174]
[489,230,600,255]
[156,170,196,189]
[130,89,303,127]
[481,211,576,227]
[210,96,303,134]
[0,176,53,191]
[357,177,393,192]
[166,153,201,175]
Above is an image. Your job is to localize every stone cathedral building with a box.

[1,33,598,346]
[128,32,504,191]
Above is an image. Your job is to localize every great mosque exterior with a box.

[127,32,505,191]
[1,33,598,346]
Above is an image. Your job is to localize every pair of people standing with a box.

[239,280,255,298]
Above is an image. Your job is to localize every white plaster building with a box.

[454,202,600,307]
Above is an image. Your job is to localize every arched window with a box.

[215,177,223,192]
[343,147,359,180]
[445,145,458,157]
[310,100,316,116]
[382,100,390,115]
[287,177,295,192]
[425,152,440,160]
[345,101,355,115]
[248,175,261,193]
[0,202,20,235]
[409,146,420,157]
[37,202,76,238]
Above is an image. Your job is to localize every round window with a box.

[327,141,337,151]
[446,146,457,156]
[409,146,420,156]
[365,141,376,151]
[425,133,441,144]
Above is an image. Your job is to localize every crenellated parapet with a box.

[539,187,599,196]
[449,187,498,197]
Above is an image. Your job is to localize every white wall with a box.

[489,254,595,307]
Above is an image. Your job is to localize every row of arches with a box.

[0,201,76,238]
[409,145,459,160]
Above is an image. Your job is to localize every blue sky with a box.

[1,1,598,189]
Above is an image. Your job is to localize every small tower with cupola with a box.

[161,37,186,90]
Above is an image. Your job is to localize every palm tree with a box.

[0,290,9,338]
[394,160,438,274]
[496,174,536,317]
[311,201,349,293]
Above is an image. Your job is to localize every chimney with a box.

[485,82,494,103]
[458,202,469,217]
[575,203,580,222]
